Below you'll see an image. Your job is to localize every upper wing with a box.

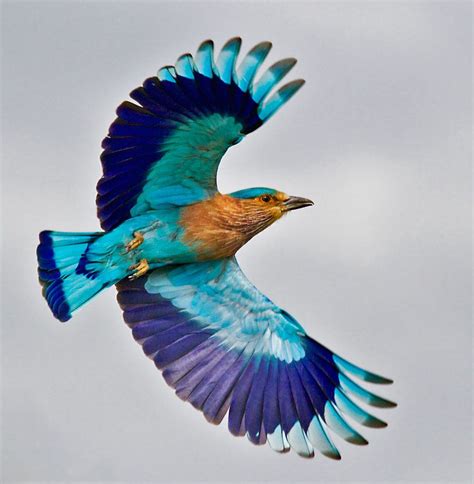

[116,258,396,459]
[97,38,304,231]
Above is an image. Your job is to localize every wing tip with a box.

[254,40,272,51]
[223,36,242,47]
[293,78,306,88]
[348,435,369,446]
[365,417,388,429]
[197,39,214,51]
[323,450,342,460]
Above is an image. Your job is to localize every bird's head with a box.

[227,187,314,235]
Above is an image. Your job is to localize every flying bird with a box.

[37,38,396,459]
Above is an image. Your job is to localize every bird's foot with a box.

[126,231,144,252]
[128,259,149,280]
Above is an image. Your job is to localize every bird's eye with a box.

[260,195,271,203]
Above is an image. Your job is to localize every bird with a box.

[37,38,396,459]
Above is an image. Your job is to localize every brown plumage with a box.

[180,192,288,260]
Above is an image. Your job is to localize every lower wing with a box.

[116,257,396,459]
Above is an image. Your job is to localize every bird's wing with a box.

[116,258,396,459]
[97,38,304,231]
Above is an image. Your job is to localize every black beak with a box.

[283,196,314,212]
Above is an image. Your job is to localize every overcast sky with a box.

[2,1,472,482]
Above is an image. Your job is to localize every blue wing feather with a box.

[216,37,241,84]
[201,345,249,424]
[229,353,262,436]
[115,258,395,458]
[259,79,306,121]
[277,362,299,435]
[195,40,216,78]
[236,41,272,91]
[251,58,297,102]
[174,342,221,401]
[157,66,177,83]
[262,358,285,451]
[175,54,195,80]
[184,345,232,408]
[245,355,270,444]
[97,39,304,231]
[287,364,315,430]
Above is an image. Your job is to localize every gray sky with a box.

[1,1,472,482]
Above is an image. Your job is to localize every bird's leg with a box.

[128,259,149,280]
[125,231,144,252]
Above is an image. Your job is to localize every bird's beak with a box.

[282,196,314,212]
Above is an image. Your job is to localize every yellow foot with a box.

[129,259,149,280]
[126,231,144,252]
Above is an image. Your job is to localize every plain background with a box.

[1,1,472,482]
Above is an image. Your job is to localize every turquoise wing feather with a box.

[97,38,305,231]
[116,258,396,459]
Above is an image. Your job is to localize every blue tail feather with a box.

[37,230,113,322]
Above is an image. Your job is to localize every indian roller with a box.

[37,38,396,459]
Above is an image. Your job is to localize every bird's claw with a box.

[128,259,149,280]
[126,231,144,252]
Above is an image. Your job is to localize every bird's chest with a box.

[179,200,250,260]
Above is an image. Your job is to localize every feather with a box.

[236,41,272,91]
[252,58,297,103]
[97,39,303,230]
[114,251,395,459]
[333,354,394,384]
[244,355,270,444]
[259,79,305,121]
[338,373,397,408]
[216,37,241,84]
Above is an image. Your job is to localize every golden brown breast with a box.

[179,194,277,260]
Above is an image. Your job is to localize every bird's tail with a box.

[37,230,118,321]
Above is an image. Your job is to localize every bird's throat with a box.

[179,194,276,259]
